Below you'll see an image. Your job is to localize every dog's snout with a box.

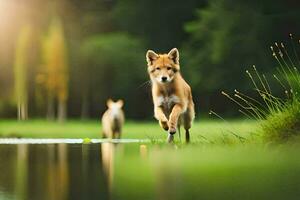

[161,76,167,82]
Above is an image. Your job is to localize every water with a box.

[0,142,300,200]
[0,143,114,200]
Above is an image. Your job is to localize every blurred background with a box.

[0,0,300,120]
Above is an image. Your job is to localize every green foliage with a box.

[1,0,300,119]
[41,17,69,101]
[39,16,69,121]
[183,0,266,93]
[262,100,300,141]
[80,33,147,118]
[260,40,300,142]
[113,0,205,50]
[223,38,300,142]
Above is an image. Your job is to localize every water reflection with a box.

[15,144,28,200]
[0,143,119,200]
[101,143,114,194]
[0,143,300,200]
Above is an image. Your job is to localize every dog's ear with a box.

[106,99,113,108]
[117,99,124,108]
[146,50,159,65]
[168,48,179,65]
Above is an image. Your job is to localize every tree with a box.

[80,33,147,118]
[181,0,300,115]
[113,0,206,51]
[41,17,69,122]
[14,25,32,120]
[183,0,268,92]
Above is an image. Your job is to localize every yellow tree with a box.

[42,17,69,122]
[14,25,31,120]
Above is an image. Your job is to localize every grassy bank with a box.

[0,119,257,143]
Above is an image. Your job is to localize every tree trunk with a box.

[17,102,21,120]
[58,100,67,123]
[47,95,55,121]
[18,100,28,120]
[81,93,89,120]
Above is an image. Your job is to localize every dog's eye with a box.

[156,67,161,70]
[167,67,172,70]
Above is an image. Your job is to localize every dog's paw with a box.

[159,120,169,131]
[168,126,176,135]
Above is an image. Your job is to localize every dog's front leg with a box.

[154,106,169,131]
[168,104,184,134]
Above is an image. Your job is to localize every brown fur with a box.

[146,48,195,143]
[102,99,125,139]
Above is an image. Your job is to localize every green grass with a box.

[221,39,300,142]
[0,119,258,143]
[261,100,300,142]
[113,143,300,200]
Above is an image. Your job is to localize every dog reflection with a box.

[101,143,116,194]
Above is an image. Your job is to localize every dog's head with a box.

[106,99,124,117]
[146,48,180,84]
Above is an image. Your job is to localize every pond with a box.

[0,141,300,200]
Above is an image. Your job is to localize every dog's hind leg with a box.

[183,108,194,143]
[185,129,190,143]
[177,124,181,142]
[177,115,184,142]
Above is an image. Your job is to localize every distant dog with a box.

[146,48,195,143]
[102,99,125,139]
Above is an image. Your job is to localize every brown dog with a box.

[102,99,125,139]
[146,48,195,142]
